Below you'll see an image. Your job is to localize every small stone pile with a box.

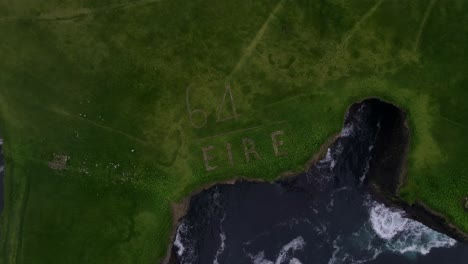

[48,153,70,170]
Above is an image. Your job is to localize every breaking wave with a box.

[173,221,197,264]
[170,99,465,264]
[249,236,305,264]
[369,202,456,255]
[213,214,227,264]
[213,231,226,264]
[328,201,457,264]
[341,124,354,138]
[320,148,336,170]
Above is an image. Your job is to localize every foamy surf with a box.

[369,201,457,255]
[370,203,409,240]
[213,232,226,264]
[170,99,467,264]
[249,236,305,264]
[327,201,457,264]
[173,221,197,264]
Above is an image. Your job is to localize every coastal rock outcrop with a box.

[165,99,467,264]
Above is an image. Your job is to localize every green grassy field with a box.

[0,0,467,263]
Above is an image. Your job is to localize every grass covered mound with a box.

[0,0,467,263]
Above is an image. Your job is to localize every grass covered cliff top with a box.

[0,0,467,263]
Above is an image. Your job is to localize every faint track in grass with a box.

[0,158,30,264]
[48,106,184,167]
[414,0,438,54]
[49,106,154,147]
[193,120,287,142]
[439,115,465,129]
[227,0,286,80]
[0,0,162,23]
[342,0,384,46]
[311,0,384,85]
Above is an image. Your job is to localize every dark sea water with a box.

[171,100,468,264]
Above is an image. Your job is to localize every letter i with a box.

[226,142,234,166]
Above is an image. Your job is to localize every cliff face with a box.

[361,99,409,195]
[166,98,467,264]
[361,101,468,243]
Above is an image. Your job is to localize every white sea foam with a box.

[318,142,345,172]
[328,236,342,264]
[276,236,305,264]
[370,203,408,239]
[288,258,303,264]
[213,232,226,264]
[213,214,227,264]
[328,201,457,264]
[321,148,336,170]
[359,155,372,184]
[249,236,305,264]
[250,251,273,264]
[174,222,187,256]
[173,221,196,264]
[340,124,354,137]
[369,202,457,255]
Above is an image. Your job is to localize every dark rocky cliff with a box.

[165,98,467,264]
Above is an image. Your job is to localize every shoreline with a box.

[161,133,339,264]
[361,99,468,242]
[161,98,467,264]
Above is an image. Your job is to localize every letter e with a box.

[202,145,217,171]
[271,130,287,157]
